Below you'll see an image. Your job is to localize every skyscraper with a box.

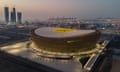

[10,11,14,23]
[10,8,16,24]
[4,7,9,24]
[17,12,22,24]
[13,8,16,23]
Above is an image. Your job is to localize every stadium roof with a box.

[34,27,95,38]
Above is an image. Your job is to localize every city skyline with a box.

[0,0,120,21]
[4,7,22,24]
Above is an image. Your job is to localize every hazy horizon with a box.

[0,0,120,21]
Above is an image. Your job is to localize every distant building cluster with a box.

[46,17,80,29]
[4,7,22,24]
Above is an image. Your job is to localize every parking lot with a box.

[0,27,31,45]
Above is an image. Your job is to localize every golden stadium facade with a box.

[30,27,100,54]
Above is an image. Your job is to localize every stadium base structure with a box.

[30,27,101,53]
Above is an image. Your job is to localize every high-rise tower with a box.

[10,12,14,23]
[17,12,22,24]
[13,8,16,23]
[10,8,16,24]
[4,7,9,24]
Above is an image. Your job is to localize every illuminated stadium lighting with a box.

[30,27,101,58]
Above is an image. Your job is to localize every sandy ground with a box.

[110,59,120,72]
[0,53,44,72]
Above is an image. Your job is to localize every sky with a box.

[0,0,120,21]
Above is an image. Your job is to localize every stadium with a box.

[30,27,100,56]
